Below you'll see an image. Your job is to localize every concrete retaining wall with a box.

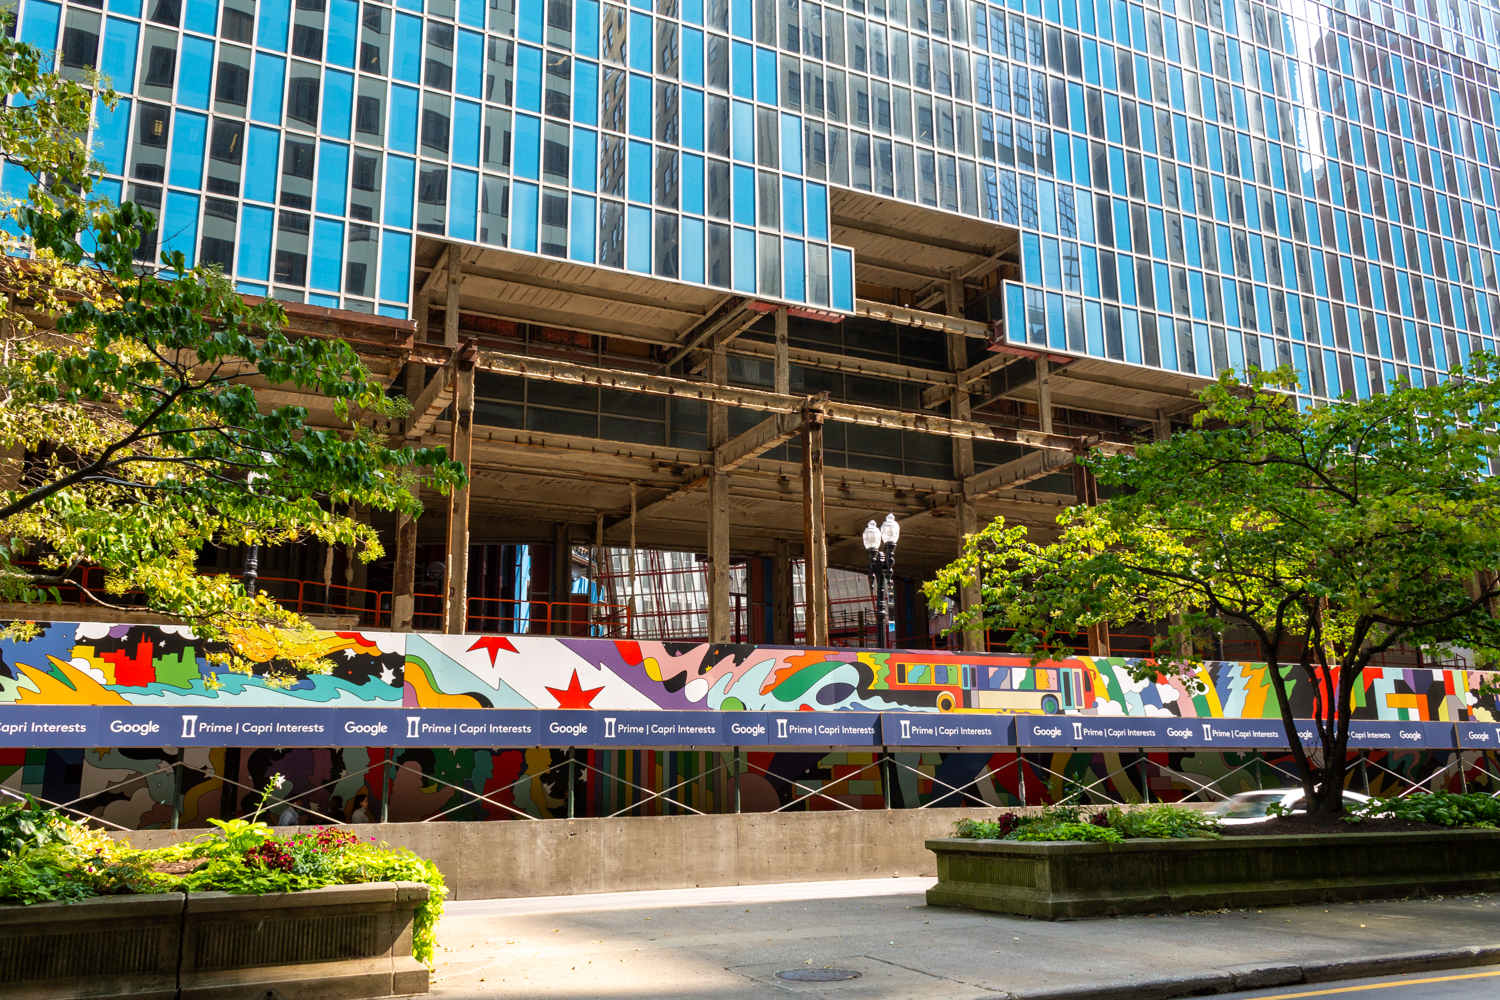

[0,881,428,1000]
[119,808,1006,900]
[926,828,1500,919]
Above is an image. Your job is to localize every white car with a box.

[1206,788,1372,825]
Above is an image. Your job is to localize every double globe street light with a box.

[862,513,901,649]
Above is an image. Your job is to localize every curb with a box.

[1004,944,1500,1000]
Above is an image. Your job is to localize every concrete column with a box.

[551,522,572,634]
[773,307,789,395]
[0,445,21,492]
[442,366,474,635]
[707,347,731,642]
[1152,412,1190,657]
[800,416,829,646]
[1071,461,1111,657]
[392,511,417,632]
[946,278,983,654]
[348,504,368,619]
[444,250,461,348]
[407,290,429,411]
[1152,410,1171,444]
[1035,357,1053,434]
[772,538,792,645]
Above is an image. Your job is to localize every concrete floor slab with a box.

[425,881,1500,1000]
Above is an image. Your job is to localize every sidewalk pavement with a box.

[425,877,1500,1000]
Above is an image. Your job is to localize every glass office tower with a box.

[8,0,1500,399]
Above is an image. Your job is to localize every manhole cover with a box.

[775,969,863,982]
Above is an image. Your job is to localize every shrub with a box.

[1349,791,1500,829]
[1105,804,1222,840]
[0,795,89,859]
[952,815,1022,840]
[952,802,1220,843]
[0,787,447,966]
[1011,821,1124,844]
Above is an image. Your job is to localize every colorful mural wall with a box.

[2,622,1496,830]
[0,621,1494,722]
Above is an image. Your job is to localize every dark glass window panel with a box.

[210,120,244,163]
[283,139,316,177]
[426,58,454,89]
[200,236,235,269]
[287,78,320,126]
[217,62,249,105]
[278,211,311,234]
[222,9,254,42]
[421,110,451,154]
[356,96,382,133]
[130,184,162,262]
[60,28,99,69]
[345,261,369,295]
[353,153,380,191]
[137,104,170,148]
[204,197,237,221]
[418,167,448,204]
[293,25,324,59]
[149,0,180,26]
[145,46,177,88]
[274,251,308,285]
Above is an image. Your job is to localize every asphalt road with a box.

[1224,968,1500,1000]
[425,879,1500,1000]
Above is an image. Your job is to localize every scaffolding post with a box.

[380,749,395,823]
[1137,750,1150,804]
[567,747,577,818]
[169,752,183,830]
[881,748,892,810]
[1017,748,1027,806]
[733,746,741,814]
[628,482,638,629]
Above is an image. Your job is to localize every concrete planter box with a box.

[0,881,430,1000]
[926,829,1500,919]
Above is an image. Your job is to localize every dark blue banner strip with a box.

[0,706,1464,749]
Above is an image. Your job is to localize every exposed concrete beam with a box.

[459,262,711,318]
[455,278,689,343]
[1053,366,1207,400]
[664,299,750,369]
[854,300,991,339]
[853,254,956,281]
[920,352,1024,408]
[716,410,809,474]
[473,349,1131,454]
[732,339,953,385]
[964,447,1083,500]
[604,409,810,532]
[404,369,454,439]
[684,308,765,374]
[832,214,1010,257]
[415,247,451,302]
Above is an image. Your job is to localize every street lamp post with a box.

[862,513,900,648]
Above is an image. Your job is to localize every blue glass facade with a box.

[10,0,1500,396]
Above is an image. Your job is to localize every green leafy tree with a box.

[926,365,1500,814]
[0,34,464,636]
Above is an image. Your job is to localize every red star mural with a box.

[546,669,605,709]
[467,635,518,666]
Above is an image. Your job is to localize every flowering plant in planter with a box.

[0,779,446,965]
